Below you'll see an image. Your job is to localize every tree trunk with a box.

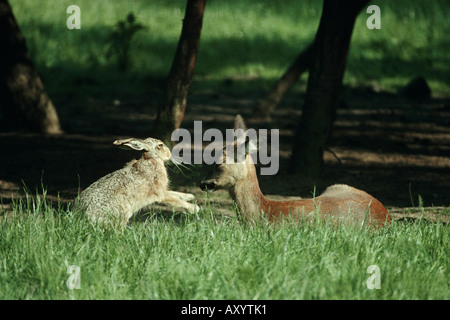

[0,0,62,134]
[153,0,206,147]
[289,0,369,178]
[253,43,313,120]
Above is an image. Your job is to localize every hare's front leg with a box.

[166,190,195,202]
[162,193,200,214]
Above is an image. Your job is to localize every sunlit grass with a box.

[0,191,448,300]
[9,0,449,99]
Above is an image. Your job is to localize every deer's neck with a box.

[229,163,268,221]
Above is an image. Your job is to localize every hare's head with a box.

[113,137,171,161]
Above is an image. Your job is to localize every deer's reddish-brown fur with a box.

[200,115,391,228]
[227,156,390,227]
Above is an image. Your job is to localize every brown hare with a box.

[76,137,199,226]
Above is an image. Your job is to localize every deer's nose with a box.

[200,181,216,192]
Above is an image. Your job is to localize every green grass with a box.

[9,0,450,102]
[0,193,448,300]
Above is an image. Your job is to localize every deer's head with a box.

[200,115,257,192]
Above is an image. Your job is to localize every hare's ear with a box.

[234,114,247,131]
[113,138,149,151]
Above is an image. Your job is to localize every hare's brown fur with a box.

[76,137,198,225]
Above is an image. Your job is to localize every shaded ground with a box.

[1,84,449,223]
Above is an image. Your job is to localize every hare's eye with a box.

[156,143,164,149]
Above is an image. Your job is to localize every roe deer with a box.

[200,115,390,227]
[75,137,199,226]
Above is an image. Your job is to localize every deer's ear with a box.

[245,136,258,155]
[234,114,247,131]
[113,138,149,151]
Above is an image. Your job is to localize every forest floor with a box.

[1,85,449,223]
